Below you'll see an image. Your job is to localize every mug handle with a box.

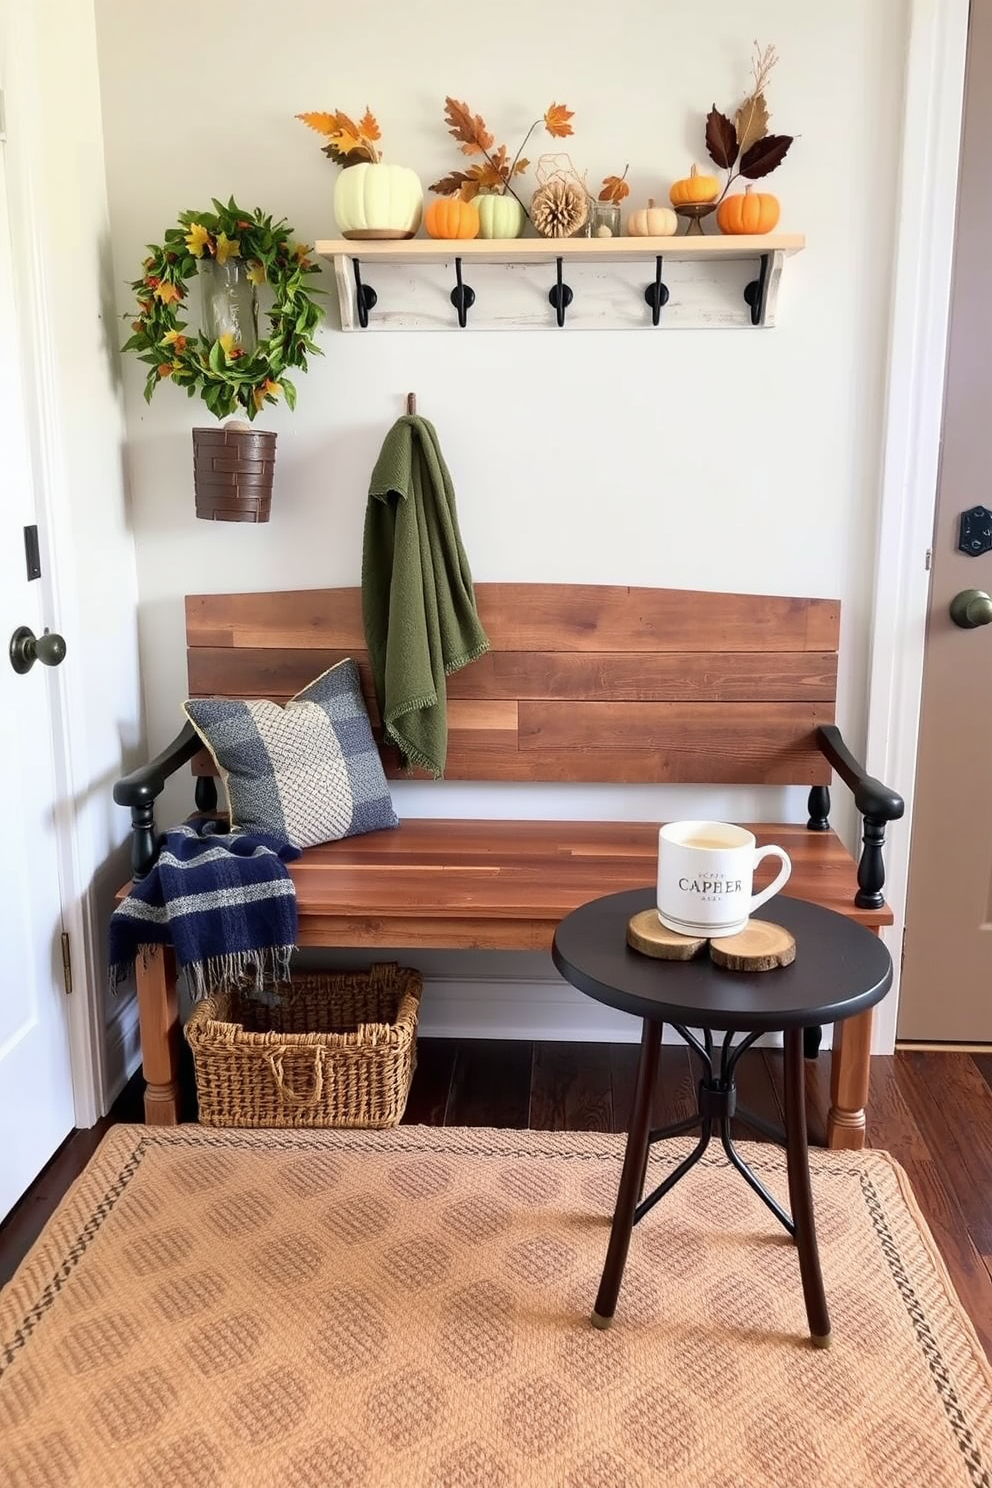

[749,846,792,915]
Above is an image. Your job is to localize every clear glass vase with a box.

[198,257,259,353]
[573,201,622,239]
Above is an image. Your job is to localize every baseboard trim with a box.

[101,972,834,1075]
[417,976,640,1043]
[415,976,821,1049]
[102,994,142,1111]
[896,1039,992,1053]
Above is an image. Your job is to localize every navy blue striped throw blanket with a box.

[109,819,300,996]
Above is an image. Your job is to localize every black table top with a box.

[552,888,892,1033]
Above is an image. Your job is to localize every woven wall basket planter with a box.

[192,424,277,523]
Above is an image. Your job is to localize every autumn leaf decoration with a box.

[296,108,383,166]
[599,166,630,205]
[705,42,793,200]
[432,99,574,207]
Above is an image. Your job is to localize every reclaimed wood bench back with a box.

[185,584,839,786]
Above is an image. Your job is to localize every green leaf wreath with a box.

[122,198,324,421]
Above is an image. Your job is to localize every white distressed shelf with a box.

[316,233,805,332]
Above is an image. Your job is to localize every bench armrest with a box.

[815,724,904,911]
[113,722,201,808]
[113,723,217,879]
[816,725,905,823]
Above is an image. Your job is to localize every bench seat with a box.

[288,820,890,949]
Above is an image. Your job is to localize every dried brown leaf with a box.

[358,108,381,142]
[512,157,529,177]
[430,169,473,196]
[322,141,375,166]
[469,161,507,192]
[705,107,738,169]
[734,91,769,157]
[332,110,362,143]
[443,97,494,156]
[599,173,630,204]
[739,132,793,178]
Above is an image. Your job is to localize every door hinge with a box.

[925,547,933,572]
[61,931,73,995]
[900,926,907,973]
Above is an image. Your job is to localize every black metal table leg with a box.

[784,1026,831,1347]
[592,1018,662,1329]
[634,1122,712,1225]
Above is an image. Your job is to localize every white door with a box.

[898,0,992,1042]
[0,125,75,1219]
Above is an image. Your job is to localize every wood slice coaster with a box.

[626,910,707,961]
[709,920,796,972]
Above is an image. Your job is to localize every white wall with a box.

[6,0,145,1111]
[93,0,910,1044]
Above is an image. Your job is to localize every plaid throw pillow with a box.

[184,659,398,849]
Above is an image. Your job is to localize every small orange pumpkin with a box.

[669,164,719,206]
[716,186,780,235]
[424,197,480,240]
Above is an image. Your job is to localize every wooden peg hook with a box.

[406,393,416,415]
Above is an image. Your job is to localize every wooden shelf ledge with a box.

[316,233,806,331]
[316,233,805,266]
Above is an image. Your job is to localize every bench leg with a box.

[827,1005,873,1150]
[136,944,181,1125]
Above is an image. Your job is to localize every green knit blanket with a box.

[362,415,490,777]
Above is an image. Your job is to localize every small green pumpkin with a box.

[475,193,525,240]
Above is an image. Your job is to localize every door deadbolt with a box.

[8,625,67,674]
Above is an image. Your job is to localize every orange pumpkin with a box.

[424,197,480,240]
[716,186,780,235]
[669,164,719,206]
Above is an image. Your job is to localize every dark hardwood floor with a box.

[2,1042,991,1355]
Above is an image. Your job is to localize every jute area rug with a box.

[2,1126,991,1488]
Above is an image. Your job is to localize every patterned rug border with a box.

[3,1121,992,1487]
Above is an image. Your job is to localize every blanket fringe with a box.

[110,945,295,1000]
[184,946,295,999]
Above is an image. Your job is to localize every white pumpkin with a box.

[334,162,423,239]
[476,193,525,240]
[626,197,678,238]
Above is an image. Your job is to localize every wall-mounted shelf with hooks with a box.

[316,234,805,333]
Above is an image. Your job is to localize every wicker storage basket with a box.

[184,964,422,1128]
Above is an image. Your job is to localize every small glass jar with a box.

[198,257,259,353]
[589,201,622,239]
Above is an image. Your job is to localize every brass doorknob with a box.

[8,625,67,675]
[949,589,992,629]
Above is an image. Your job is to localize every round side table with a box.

[552,888,892,1346]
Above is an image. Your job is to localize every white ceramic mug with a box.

[657,820,792,938]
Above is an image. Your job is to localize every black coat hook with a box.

[351,258,377,330]
[548,256,573,327]
[643,256,670,326]
[743,253,771,327]
[449,257,476,328]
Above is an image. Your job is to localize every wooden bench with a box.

[114,584,903,1146]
